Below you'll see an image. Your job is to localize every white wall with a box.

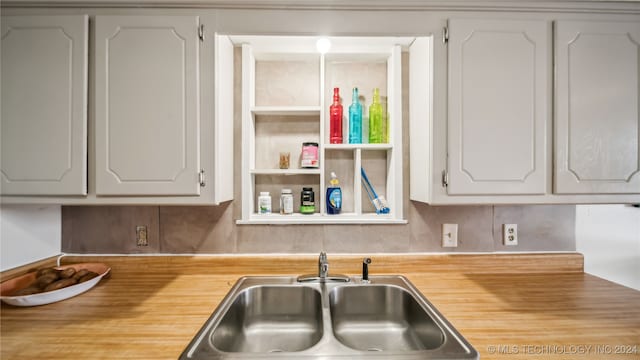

[0,205,62,271]
[576,204,640,291]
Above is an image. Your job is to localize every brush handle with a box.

[361,176,376,202]
[360,167,379,198]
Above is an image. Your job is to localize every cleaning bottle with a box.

[329,87,343,144]
[369,88,383,143]
[326,172,342,215]
[348,87,362,144]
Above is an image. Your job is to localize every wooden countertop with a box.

[1,254,639,359]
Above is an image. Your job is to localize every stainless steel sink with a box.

[329,285,445,352]
[180,276,478,359]
[211,286,323,353]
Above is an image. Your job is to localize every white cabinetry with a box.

[447,19,550,195]
[1,15,88,195]
[1,15,234,204]
[555,20,640,194]
[235,36,427,224]
[94,15,202,196]
[411,17,640,204]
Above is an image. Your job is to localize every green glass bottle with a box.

[368,88,383,144]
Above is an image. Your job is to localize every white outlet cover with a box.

[442,223,458,247]
[503,224,518,246]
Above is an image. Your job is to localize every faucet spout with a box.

[297,252,350,283]
[319,252,329,279]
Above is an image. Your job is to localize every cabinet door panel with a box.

[555,21,640,194]
[1,15,88,195]
[95,15,200,195]
[448,19,550,195]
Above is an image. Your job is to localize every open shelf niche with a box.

[230,35,428,224]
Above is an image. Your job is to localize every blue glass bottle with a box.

[348,87,362,144]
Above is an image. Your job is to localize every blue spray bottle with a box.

[326,172,342,215]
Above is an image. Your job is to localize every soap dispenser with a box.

[326,172,342,215]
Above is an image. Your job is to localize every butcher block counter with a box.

[1,253,639,360]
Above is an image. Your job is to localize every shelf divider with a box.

[237,212,407,225]
[324,143,393,150]
[354,148,363,216]
[251,106,321,116]
[250,169,321,175]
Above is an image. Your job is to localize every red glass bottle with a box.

[329,87,343,144]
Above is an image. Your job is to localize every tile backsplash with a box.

[61,47,576,254]
[61,203,575,254]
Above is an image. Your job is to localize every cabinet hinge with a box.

[198,24,204,42]
[199,169,206,187]
[441,170,448,188]
[443,27,449,44]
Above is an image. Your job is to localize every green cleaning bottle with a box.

[368,88,383,143]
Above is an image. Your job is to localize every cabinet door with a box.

[1,15,88,195]
[555,21,640,194]
[447,19,550,195]
[95,16,201,196]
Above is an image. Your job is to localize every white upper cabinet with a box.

[447,19,550,195]
[411,16,640,204]
[555,21,640,194]
[1,15,88,195]
[94,15,201,196]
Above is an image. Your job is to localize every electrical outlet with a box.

[442,223,458,247]
[503,224,518,246]
[136,225,148,246]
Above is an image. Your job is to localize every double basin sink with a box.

[180,275,477,359]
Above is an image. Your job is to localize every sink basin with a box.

[329,285,445,352]
[212,286,323,353]
[180,276,478,359]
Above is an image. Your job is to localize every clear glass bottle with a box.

[348,87,362,144]
[329,87,343,144]
[368,88,383,144]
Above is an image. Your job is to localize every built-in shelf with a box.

[250,168,321,175]
[237,212,408,225]
[251,106,321,116]
[234,35,425,225]
[324,144,393,150]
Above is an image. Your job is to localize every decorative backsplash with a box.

[61,203,575,254]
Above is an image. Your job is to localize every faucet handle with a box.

[321,262,329,274]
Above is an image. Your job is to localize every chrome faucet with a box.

[319,252,329,280]
[298,252,350,283]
